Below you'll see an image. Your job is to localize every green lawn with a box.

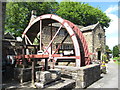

[113,57,120,65]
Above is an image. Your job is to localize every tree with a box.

[2,2,6,39]
[105,45,112,60]
[113,45,119,57]
[105,45,112,54]
[56,1,111,28]
[5,2,58,37]
[5,1,111,37]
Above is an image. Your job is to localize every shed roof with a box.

[49,23,84,29]
[4,32,15,39]
[49,22,99,32]
[80,22,99,32]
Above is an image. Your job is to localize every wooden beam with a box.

[45,58,48,71]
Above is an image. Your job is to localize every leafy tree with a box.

[2,2,6,38]
[105,45,112,54]
[5,1,111,37]
[105,45,112,60]
[113,45,119,57]
[5,2,58,37]
[56,1,111,28]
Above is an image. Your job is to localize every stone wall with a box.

[82,31,93,54]
[38,24,105,60]
[55,64,101,88]
[82,24,105,60]
[75,64,101,88]
[93,24,105,59]
[14,66,43,83]
[42,24,105,53]
[40,26,73,51]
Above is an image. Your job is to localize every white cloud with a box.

[106,36,118,50]
[105,14,118,35]
[104,5,118,50]
[105,5,118,14]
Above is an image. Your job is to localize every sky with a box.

[56,0,119,50]
[86,2,119,50]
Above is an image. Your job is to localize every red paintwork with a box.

[20,14,92,66]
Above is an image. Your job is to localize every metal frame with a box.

[22,14,91,67]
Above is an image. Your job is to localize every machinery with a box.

[15,14,91,67]
[13,14,92,87]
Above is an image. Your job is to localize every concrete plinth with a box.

[35,69,61,88]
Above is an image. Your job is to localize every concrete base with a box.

[14,66,42,83]
[49,69,61,80]
[47,78,75,89]
[35,69,61,88]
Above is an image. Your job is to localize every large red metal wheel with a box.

[22,14,91,67]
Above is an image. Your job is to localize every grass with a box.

[113,57,120,65]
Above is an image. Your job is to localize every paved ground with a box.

[88,59,119,88]
[2,59,119,89]
[2,78,75,90]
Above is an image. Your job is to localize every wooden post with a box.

[20,68,23,84]
[45,58,48,71]
[22,45,26,68]
[32,59,35,85]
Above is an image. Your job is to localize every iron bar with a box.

[40,20,42,50]
[50,23,52,55]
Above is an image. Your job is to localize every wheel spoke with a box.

[39,20,42,50]
[53,33,69,54]
[25,35,32,45]
[44,25,63,53]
